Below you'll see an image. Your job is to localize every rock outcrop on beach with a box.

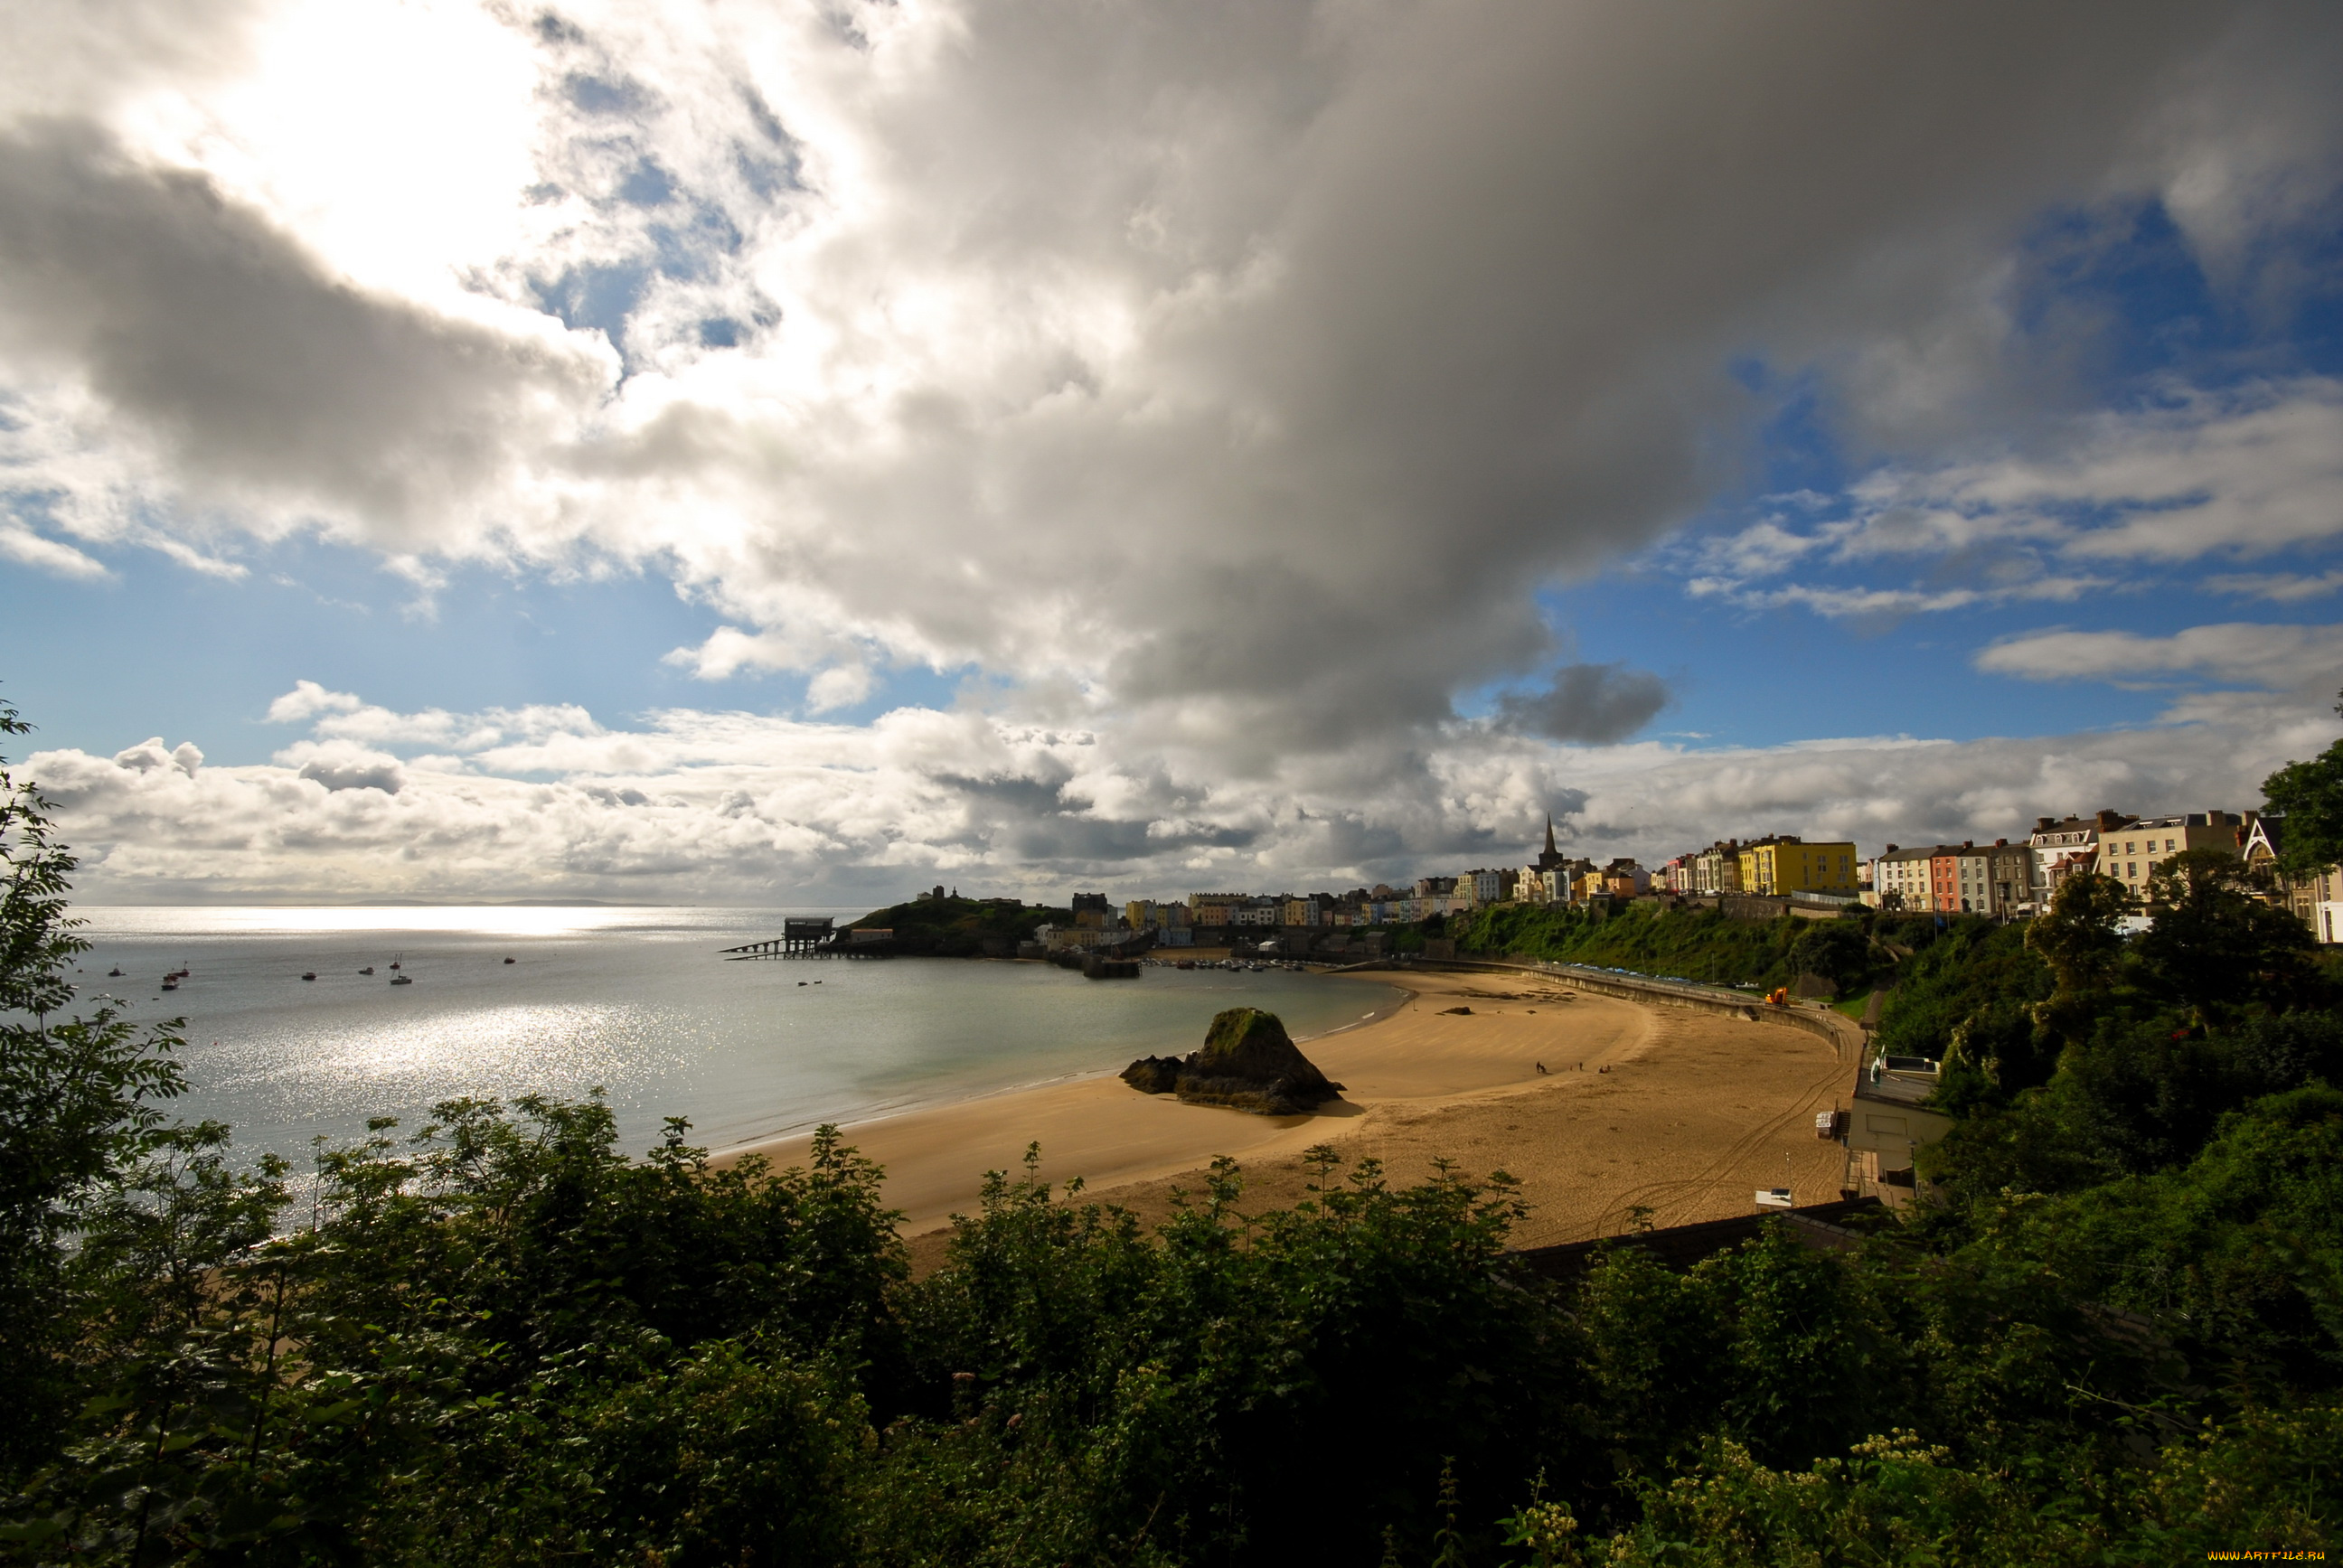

[1120,1007,1344,1115]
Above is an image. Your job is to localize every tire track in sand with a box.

[1584,1028,1850,1238]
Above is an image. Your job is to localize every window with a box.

[2165,838,2176,850]
[2127,863,2137,878]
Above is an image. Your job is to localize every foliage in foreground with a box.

[3,1093,2338,1565]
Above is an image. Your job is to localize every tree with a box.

[2260,689,2343,880]
[2133,849,2316,1020]
[1788,920,1869,996]
[2023,872,2127,1051]
[0,694,188,1469]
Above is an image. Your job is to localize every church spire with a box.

[1543,812,1557,858]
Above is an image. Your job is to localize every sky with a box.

[3,0,2343,906]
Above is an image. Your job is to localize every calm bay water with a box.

[71,907,1399,1169]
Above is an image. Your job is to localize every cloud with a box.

[2207,569,2343,603]
[1491,663,1670,744]
[804,662,874,714]
[1886,380,2343,564]
[109,737,202,777]
[26,682,2335,905]
[0,119,611,553]
[1684,377,2343,617]
[264,679,362,724]
[275,738,404,794]
[0,521,108,578]
[3,0,2337,771]
[1975,620,2343,690]
[1688,576,2107,621]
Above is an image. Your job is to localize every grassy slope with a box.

[1448,900,1811,988]
[846,897,1073,957]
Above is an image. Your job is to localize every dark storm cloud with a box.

[938,769,1258,869]
[1492,664,1671,745]
[0,120,606,539]
[638,0,2337,770]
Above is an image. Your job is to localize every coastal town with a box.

[1011,803,2343,957]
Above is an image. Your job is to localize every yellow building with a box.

[2095,812,2242,901]
[1737,836,1859,896]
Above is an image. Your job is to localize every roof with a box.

[1854,1070,1941,1108]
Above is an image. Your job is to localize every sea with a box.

[68,906,1401,1174]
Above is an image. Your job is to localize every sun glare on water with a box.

[81,906,670,939]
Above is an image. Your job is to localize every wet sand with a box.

[721,970,1858,1265]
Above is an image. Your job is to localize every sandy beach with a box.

[721,968,1859,1263]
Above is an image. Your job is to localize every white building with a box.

[1869,845,1936,911]
[2026,812,2128,910]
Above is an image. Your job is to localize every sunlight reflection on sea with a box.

[71,906,1397,1183]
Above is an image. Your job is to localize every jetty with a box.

[721,916,850,959]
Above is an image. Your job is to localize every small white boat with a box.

[390,973,413,986]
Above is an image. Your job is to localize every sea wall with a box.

[1361,954,1864,1061]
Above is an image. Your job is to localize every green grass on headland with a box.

[1450,898,1821,989]
[845,895,1070,956]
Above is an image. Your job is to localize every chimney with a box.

[1994,838,2007,847]
[2035,816,2055,831]
[1884,843,1898,854]
[1962,840,1973,850]
[2096,809,2128,831]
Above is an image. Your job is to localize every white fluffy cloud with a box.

[19,675,2335,905]
[1976,620,2343,690]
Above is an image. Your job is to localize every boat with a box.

[390,973,413,986]
[108,966,122,977]
[503,956,516,964]
[300,972,316,981]
[358,966,374,976]
[160,977,179,991]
